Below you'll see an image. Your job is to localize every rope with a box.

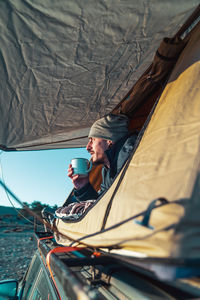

[0,153,92,248]
[0,178,100,250]
[0,176,173,253]
[70,198,170,247]
[0,153,34,224]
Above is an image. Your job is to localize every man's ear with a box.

[107,140,113,148]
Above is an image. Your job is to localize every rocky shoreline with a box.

[0,216,39,281]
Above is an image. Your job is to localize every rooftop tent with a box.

[0,1,199,150]
[54,17,200,275]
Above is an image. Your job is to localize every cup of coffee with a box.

[71,158,92,176]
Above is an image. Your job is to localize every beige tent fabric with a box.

[55,21,200,259]
[0,1,199,150]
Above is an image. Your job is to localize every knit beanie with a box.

[88,114,130,142]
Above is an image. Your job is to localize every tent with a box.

[55,17,200,272]
[53,6,200,280]
[1,0,200,281]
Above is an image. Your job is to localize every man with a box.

[42,113,137,222]
[67,113,137,202]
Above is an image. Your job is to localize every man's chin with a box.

[91,158,104,166]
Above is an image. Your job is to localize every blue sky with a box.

[0,148,90,208]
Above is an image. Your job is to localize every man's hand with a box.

[68,164,89,190]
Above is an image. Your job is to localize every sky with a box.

[0,148,90,209]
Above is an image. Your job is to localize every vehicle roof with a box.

[34,231,200,299]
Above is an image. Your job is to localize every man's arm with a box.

[74,182,98,201]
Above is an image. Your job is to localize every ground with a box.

[0,215,39,281]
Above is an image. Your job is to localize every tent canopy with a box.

[55,20,200,270]
[0,0,199,150]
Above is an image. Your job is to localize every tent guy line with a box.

[0,158,34,224]
[0,176,177,251]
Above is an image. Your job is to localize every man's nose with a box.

[86,142,91,151]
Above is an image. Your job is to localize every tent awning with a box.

[0,1,199,150]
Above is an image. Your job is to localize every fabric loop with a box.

[136,197,169,229]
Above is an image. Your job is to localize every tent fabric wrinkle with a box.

[0,1,199,150]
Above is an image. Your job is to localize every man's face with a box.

[86,137,111,165]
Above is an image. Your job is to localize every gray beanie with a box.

[88,114,130,142]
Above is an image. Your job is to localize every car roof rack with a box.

[34,231,200,299]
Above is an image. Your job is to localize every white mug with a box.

[71,158,92,176]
